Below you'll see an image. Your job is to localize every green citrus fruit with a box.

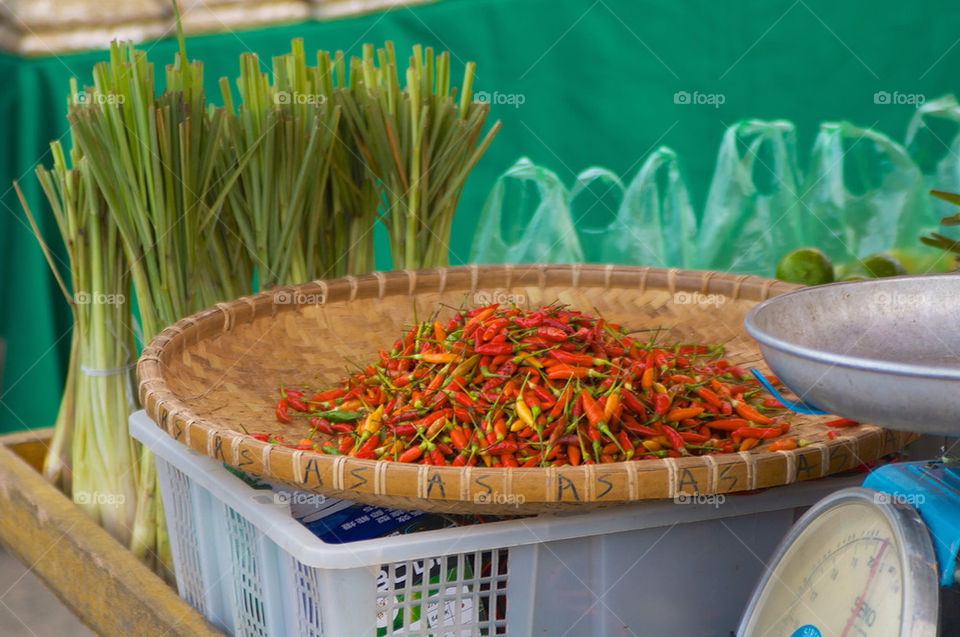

[855,253,907,278]
[776,247,835,285]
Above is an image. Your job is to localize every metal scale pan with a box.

[740,273,960,637]
[745,273,960,435]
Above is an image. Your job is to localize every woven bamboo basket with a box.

[137,264,914,513]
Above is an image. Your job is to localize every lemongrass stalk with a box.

[42,330,78,490]
[25,146,138,546]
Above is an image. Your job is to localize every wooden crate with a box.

[0,428,222,637]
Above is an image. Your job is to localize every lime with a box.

[776,247,835,285]
[857,253,907,278]
[840,273,868,281]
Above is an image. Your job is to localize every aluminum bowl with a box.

[744,273,960,434]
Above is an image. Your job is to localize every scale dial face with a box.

[738,487,938,637]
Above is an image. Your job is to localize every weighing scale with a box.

[737,274,960,636]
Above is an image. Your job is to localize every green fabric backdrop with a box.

[1,0,957,432]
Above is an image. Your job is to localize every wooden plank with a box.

[3,427,55,473]
[0,432,223,637]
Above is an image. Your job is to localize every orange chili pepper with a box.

[768,437,798,451]
[640,365,655,389]
[422,352,461,364]
[666,406,704,422]
[602,391,621,423]
[733,400,774,424]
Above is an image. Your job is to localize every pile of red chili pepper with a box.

[256,303,806,466]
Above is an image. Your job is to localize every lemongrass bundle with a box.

[66,38,248,570]
[339,43,500,268]
[23,19,499,583]
[19,143,139,547]
[218,39,349,287]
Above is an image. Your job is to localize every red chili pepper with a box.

[481,318,510,342]
[658,424,685,452]
[288,396,309,412]
[617,430,634,458]
[453,392,475,407]
[310,417,335,436]
[514,313,544,328]
[621,416,660,437]
[387,410,420,424]
[542,318,573,333]
[486,440,519,455]
[731,426,783,443]
[275,399,292,423]
[824,418,859,427]
[391,423,417,436]
[550,386,574,418]
[355,434,379,457]
[680,431,709,444]
[474,342,514,356]
[653,392,671,415]
[621,389,647,417]
[250,432,270,442]
[547,365,592,380]
[537,326,568,342]
[678,345,710,355]
[706,418,749,431]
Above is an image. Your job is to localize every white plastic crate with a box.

[130,410,860,637]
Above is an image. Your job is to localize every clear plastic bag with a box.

[801,122,932,263]
[568,149,698,267]
[469,157,584,264]
[618,148,698,268]
[906,95,960,220]
[696,120,804,274]
[568,167,625,263]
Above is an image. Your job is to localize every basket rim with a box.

[136,264,909,511]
